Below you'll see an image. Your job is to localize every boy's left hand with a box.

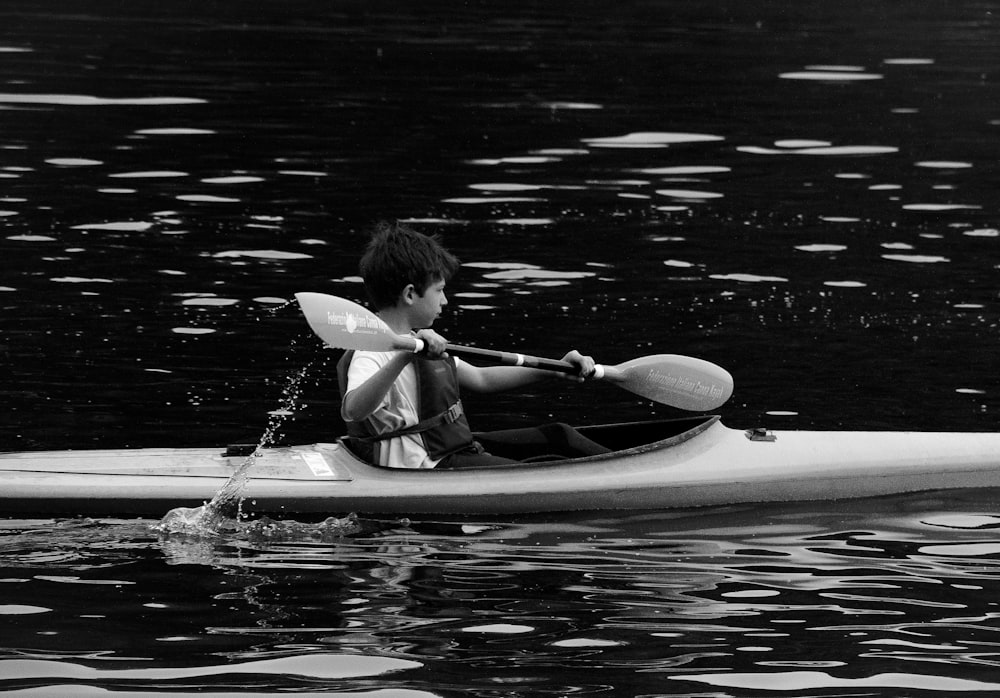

[561,349,597,382]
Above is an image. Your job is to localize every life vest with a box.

[337,350,475,463]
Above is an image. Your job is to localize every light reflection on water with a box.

[5,493,1000,694]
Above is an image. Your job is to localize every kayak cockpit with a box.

[573,414,720,455]
[338,414,721,470]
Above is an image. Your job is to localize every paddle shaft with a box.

[443,343,583,376]
[413,341,705,401]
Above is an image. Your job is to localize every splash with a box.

[153,362,314,537]
[243,514,363,542]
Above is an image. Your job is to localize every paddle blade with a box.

[605,354,733,411]
[295,292,416,352]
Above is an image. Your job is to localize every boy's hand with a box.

[414,329,449,359]
[560,349,597,382]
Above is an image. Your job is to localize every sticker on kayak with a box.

[299,452,335,477]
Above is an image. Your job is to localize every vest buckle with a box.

[443,400,464,423]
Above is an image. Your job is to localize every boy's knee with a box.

[539,422,574,447]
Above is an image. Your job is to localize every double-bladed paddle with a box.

[295,292,733,411]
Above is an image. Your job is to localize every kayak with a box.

[3,415,1000,517]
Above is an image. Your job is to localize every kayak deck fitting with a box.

[2,415,1000,517]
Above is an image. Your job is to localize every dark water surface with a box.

[3,1,1000,695]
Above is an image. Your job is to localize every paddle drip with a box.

[153,361,314,536]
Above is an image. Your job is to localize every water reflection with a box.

[4,490,1000,693]
[0,94,205,106]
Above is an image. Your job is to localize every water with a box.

[3,0,1000,694]
[6,498,1000,696]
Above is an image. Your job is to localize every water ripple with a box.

[0,94,205,106]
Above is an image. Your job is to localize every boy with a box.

[338,221,610,469]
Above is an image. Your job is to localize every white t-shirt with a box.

[343,351,468,469]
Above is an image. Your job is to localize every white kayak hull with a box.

[2,416,1000,516]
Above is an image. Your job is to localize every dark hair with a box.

[359,221,460,309]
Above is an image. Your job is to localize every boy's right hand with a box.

[414,329,449,359]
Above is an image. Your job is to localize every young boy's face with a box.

[410,277,448,328]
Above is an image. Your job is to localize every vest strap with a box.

[356,400,465,443]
